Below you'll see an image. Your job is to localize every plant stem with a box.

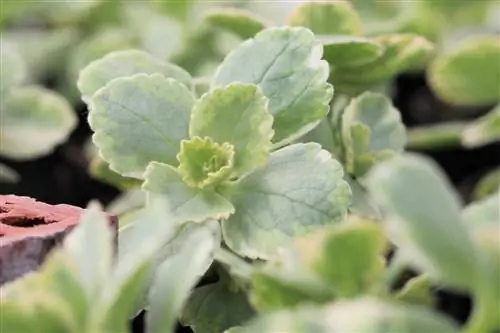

[406,122,468,151]
[464,284,497,333]
[214,247,254,282]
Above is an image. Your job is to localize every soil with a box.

[1,72,498,332]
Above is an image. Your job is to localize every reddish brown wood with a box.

[0,195,117,285]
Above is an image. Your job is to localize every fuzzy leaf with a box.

[365,154,478,290]
[0,42,26,97]
[0,163,19,183]
[63,203,114,302]
[429,36,500,106]
[205,8,268,40]
[177,137,235,188]
[95,202,175,332]
[213,27,333,145]
[342,92,406,177]
[190,83,274,177]
[221,143,351,259]
[331,34,433,95]
[146,224,218,333]
[287,1,362,35]
[234,298,460,333]
[0,86,77,160]
[462,104,500,148]
[296,218,386,298]
[181,281,255,333]
[320,36,384,68]
[78,49,193,102]
[88,74,195,178]
[395,275,435,307]
[89,156,142,191]
[143,162,234,225]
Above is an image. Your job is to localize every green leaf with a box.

[205,8,268,40]
[150,0,194,22]
[287,1,362,35]
[178,137,235,188]
[234,297,460,333]
[182,281,255,333]
[78,49,193,102]
[146,224,218,333]
[190,83,274,177]
[342,92,406,177]
[213,27,333,145]
[0,163,19,183]
[0,42,26,97]
[395,275,435,307]
[2,28,78,81]
[88,74,195,178]
[428,35,500,106]
[462,104,500,148]
[221,143,351,259]
[472,168,500,201]
[0,86,77,160]
[319,36,384,68]
[0,301,36,333]
[365,153,478,290]
[296,218,386,298]
[95,201,175,332]
[350,0,416,35]
[331,34,433,95]
[63,203,114,302]
[89,155,142,191]
[143,162,235,225]
[345,175,382,218]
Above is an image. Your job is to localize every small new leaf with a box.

[190,83,274,177]
[320,36,384,68]
[178,137,235,188]
[342,92,406,177]
[213,27,333,145]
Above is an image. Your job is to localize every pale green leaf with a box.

[462,104,500,148]
[89,155,142,191]
[365,153,478,289]
[320,36,384,68]
[2,28,78,81]
[472,168,500,201]
[0,301,36,333]
[146,224,218,333]
[0,41,26,96]
[0,163,19,183]
[190,83,274,177]
[234,297,459,333]
[95,201,175,332]
[78,49,193,102]
[345,175,382,218]
[296,219,386,298]
[213,27,333,145]
[177,137,235,188]
[351,0,416,35]
[342,92,406,177]
[395,275,435,307]
[221,143,351,259]
[143,162,235,225]
[331,34,434,95]
[88,74,195,178]
[0,86,77,160]
[287,1,362,35]
[428,36,500,106]
[251,251,335,311]
[63,203,114,302]
[181,281,255,333]
[205,8,268,40]
[462,193,500,231]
